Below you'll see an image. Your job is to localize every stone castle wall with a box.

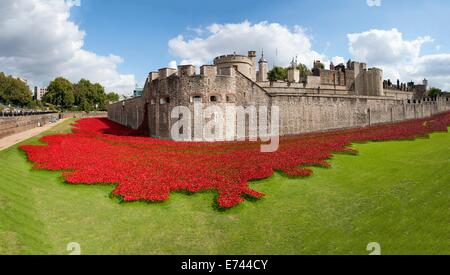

[107,96,148,131]
[107,52,450,140]
[273,95,449,136]
[0,114,59,139]
[61,112,108,119]
[0,112,108,139]
[108,63,450,140]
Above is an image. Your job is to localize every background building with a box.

[133,86,143,97]
[33,87,48,101]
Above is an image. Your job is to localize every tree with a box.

[44,77,75,110]
[268,64,311,82]
[26,100,44,110]
[7,78,32,106]
[296,64,311,78]
[73,79,108,112]
[73,79,91,111]
[0,73,32,106]
[106,92,120,103]
[428,87,442,97]
[268,67,288,82]
[0,73,9,105]
[92,83,107,110]
[81,101,93,113]
[0,72,7,103]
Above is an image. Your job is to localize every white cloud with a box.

[331,56,346,65]
[348,29,432,66]
[186,26,205,36]
[367,0,382,7]
[412,54,450,89]
[168,21,325,69]
[347,28,450,90]
[66,0,81,7]
[0,0,135,94]
[168,60,177,69]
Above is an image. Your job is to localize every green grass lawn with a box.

[0,118,449,255]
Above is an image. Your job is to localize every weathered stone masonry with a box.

[108,51,450,140]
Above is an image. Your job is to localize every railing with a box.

[0,111,58,118]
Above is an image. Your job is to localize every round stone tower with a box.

[213,51,257,80]
[366,68,384,96]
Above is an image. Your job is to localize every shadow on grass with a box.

[106,187,267,213]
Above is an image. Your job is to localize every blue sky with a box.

[71,0,448,84]
[1,0,449,93]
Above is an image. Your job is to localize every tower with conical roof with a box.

[257,51,269,82]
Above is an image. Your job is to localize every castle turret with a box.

[213,51,257,80]
[178,65,195,77]
[423,78,428,90]
[366,68,384,96]
[329,62,335,71]
[257,52,268,82]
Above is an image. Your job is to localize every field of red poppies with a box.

[20,112,450,208]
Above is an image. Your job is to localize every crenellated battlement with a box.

[213,54,253,65]
[147,63,242,84]
[158,68,177,79]
[177,65,196,77]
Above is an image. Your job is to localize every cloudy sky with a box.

[0,0,449,94]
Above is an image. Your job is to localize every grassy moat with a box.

[0,118,449,254]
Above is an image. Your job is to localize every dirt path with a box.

[0,119,68,151]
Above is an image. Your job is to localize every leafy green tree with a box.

[92,83,107,110]
[73,79,108,112]
[268,64,311,82]
[428,87,442,97]
[0,73,32,106]
[316,62,325,69]
[73,79,91,111]
[106,92,120,104]
[44,77,75,110]
[27,100,44,110]
[0,72,6,103]
[296,64,311,78]
[268,67,288,82]
[82,101,93,112]
[7,78,32,106]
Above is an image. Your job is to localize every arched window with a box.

[210,95,219,102]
